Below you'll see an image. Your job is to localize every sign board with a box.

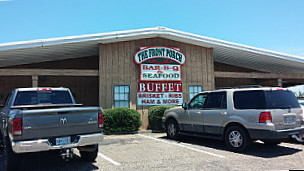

[140,64,181,81]
[137,82,183,105]
[137,92,183,105]
[135,46,185,106]
[134,46,186,65]
[138,82,182,92]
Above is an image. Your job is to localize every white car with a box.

[293,99,304,143]
[300,99,304,119]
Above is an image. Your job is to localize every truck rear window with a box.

[233,90,300,109]
[14,90,73,105]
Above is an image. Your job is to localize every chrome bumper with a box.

[12,133,104,153]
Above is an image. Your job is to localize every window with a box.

[189,86,203,100]
[189,94,207,109]
[265,90,300,109]
[114,85,130,108]
[233,90,266,109]
[204,92,227,109]
[14,91,73,106]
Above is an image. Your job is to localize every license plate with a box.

[56,137,71,145]
[284,117,293,124]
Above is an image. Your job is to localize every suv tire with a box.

[166,119,180,140]
[225,125,252,152]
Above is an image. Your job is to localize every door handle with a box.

[221,112,227,115]
[196,112,200,115]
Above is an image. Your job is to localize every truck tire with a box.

[224,125,252,152]
[79,145,98,162]
[3,136,20,171]
[166,119,180,140]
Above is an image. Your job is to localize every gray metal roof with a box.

[0,27,304,73]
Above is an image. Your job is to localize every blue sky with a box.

[1,0,304,57]
[0,0,304,91]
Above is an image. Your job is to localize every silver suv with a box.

[162,87,304,151]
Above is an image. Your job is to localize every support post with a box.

[32,75,38,87]
[277,78,282,87]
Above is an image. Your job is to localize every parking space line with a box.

[278,144,304,151]
[98,152,121,166]
[137,134,225,158]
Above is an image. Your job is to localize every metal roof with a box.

[0,27,304,73]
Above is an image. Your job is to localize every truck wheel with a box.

[166,119,180,140]
[3,136,20,171]
[79,145,98,162]
[224,125,252,152]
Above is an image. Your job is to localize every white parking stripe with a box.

[98,152,121,166]
[278,144,304,151]
[137,134,225,158]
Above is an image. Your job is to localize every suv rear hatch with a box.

[233,89,302,130]
[265,89,302,130]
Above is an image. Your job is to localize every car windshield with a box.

[14,90,73,105]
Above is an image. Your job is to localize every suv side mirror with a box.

[182,103,188,110]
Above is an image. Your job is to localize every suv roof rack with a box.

[215,85,262,90]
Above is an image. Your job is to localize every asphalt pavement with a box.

[1,133,304,170]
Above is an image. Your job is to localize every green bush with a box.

[148,106,176,130]
[103,107,141,134]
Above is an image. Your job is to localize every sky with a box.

[0,0,304,91]
[0,0,304,57]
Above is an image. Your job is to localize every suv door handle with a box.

[196,112,201,115]
[221,112,227,115]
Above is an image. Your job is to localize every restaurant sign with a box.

[135,46,185,106]
[137,82,183,105]
[140,64,181,81]
[134,46,186,65]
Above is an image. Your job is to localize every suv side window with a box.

[189,94,207,109]
[203,92,227,109]
[233,90,266,109]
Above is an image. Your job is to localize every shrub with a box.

[103,107,141,134]
[148,106,176,130]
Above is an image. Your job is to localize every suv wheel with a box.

[166,119,180,140]
[225,125,252,152]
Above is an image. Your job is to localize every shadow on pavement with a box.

[159,135,302,158]
[0,150,99,171]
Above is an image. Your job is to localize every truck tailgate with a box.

[20,107,100,140]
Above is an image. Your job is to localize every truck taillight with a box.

[12,118,22,136]
[259,112,272,123]
[98,111,103,128]
[37,88,52,91]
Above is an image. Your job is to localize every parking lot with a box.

[1,132,304,170]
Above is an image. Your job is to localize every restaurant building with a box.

[0,27,304,129]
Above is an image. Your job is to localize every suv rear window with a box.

[233,90,300,109]
[14,90,73,106]
[265,90,300,109]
